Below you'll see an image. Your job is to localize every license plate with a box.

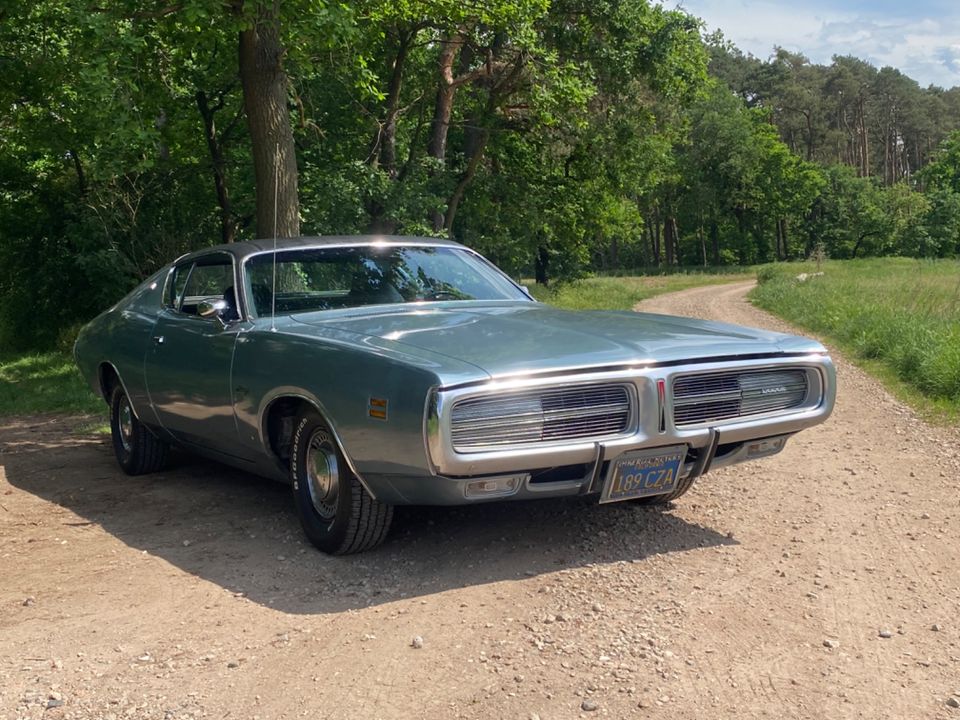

[599,445,687,503]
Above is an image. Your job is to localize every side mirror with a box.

[198,299,229,323]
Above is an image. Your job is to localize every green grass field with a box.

[752,257,960,419]
[0,352,105,418]
[527,272,748,311]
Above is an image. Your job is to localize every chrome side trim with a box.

[424,387,442,476]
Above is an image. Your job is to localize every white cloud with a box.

[667,0,960,88]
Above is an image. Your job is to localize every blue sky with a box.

[666,0,960,88]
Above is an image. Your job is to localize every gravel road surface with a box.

[2,280,959,719]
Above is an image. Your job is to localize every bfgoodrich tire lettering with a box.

[291,411,393,555]
[109,385,168,475]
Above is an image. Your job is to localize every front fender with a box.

[233,329,442,480]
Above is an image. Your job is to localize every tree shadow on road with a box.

[1,418,737,615]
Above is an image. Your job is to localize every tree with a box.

[237,0,299,238]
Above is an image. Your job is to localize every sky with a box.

[667,0,960,89]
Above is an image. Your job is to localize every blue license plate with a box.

[600,445,686,503]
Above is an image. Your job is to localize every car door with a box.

[144,252,254,460]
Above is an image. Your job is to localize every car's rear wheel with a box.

[109,385,168,475]
[291,411,393,554]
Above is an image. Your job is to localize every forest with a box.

[2,0,960,350]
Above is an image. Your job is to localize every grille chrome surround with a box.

[672,369,811,427]
[450,384,632,451]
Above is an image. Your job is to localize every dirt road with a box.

[3,281,960,720]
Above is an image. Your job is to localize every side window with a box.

[179,259,234,316]
[164,264,193,310]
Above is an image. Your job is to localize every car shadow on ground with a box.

[1,419,737,615]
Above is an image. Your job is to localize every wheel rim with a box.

[306,431,340,520]
[118,396,134,453]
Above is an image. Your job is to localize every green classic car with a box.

[75,236,836,554]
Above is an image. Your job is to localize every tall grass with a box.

[529,272,748,311]
[752,258,960,414]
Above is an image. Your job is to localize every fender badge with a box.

[368,397,388,420]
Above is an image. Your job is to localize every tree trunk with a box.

[427,34,463,162]
[427,33,464,231]
[196,90,236,244]
[443,130,489,232]
[69,149,86,194]
[237,0,299,239]
[670,216,680,266]
[650,205,662,266]
[535,245,549,285]
[698,219,706,267]
[779,218,788,259]
[858,96,869,178]
[664,215,675,266]
[710,220,720,265]
[371,27,414,177]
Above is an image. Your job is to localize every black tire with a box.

[291,411,393,555]
[109,385,168,475]
[630,473,698,506]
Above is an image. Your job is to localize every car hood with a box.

[289,301,824,383]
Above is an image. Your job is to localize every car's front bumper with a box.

[363,354,835,506]
[364,429,796,505]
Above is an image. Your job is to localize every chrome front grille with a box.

[672,369,809,427]
[451,384,631,451]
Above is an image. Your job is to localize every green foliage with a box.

[2,0,959,357]
[752,259,960,414]
[0,352,105,417]
[919,131,960,194]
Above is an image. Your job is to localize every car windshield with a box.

[245,245,528,316]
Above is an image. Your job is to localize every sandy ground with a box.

[2,281,960,720]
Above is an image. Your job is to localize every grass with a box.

[751,257,960,420]
[527,272,750,311]
[0,352,106,418]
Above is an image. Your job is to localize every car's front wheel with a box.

[291,411,393,554]
[109,385,168,475]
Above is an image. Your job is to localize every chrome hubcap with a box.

[306,432,340,520]
[118,398,134,453]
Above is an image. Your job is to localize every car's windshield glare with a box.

[245,246,527,316]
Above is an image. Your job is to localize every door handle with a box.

[152,335,164,345]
